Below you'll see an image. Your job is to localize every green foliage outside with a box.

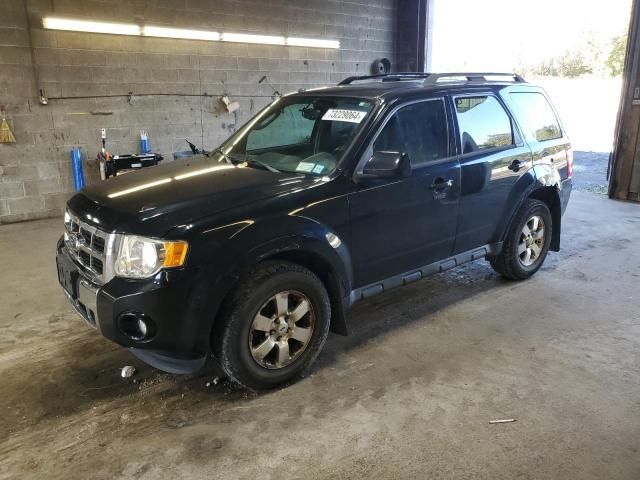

[532,51,593,78]
[519,32,628,79]
[606,35,627,76]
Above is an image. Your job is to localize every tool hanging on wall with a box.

[95,128,163,179]
[96,128,109,180]
[0,106,16,144]
[258,75,281,97]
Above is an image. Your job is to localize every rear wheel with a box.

[214,261,330,390]
[489,199,552,280]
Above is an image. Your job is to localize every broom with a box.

[0,106,16,144]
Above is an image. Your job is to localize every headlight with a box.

[114,235,188,279]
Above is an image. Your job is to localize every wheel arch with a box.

[496,177,562,253]
[206,234,353,350]
[264,249,349,336]
[527,186,561,251]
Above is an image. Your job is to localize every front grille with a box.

[92,257,104,275]
[80,228,92,245]
[92,235,105,253]
[79,249,91,265]
[64,210,112,283]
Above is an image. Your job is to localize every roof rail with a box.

[338,73,431,85]
[337,72,526,86]
[423,72,526,84]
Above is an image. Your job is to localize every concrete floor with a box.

[573,151,611,194]
[1,190,639,479]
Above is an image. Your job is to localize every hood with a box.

[68,155,315,235]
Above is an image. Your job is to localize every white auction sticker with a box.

[296,162,315,172]
[322,109,367,123]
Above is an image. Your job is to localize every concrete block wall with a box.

[0,0,396,223]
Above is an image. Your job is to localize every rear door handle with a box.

[508,159,524,172]
[429,177,454,189]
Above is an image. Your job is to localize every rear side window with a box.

[373,99,448,164]
[509,92,562,142]
[454,96,514,154]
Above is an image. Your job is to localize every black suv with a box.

[56,72,573,390]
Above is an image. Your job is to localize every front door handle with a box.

[429,177,454,190]
[508,159,524,172]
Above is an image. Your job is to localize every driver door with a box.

[350,98,460,287]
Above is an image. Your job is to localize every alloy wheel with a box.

[518,215,545,267]
[248,290,315,369]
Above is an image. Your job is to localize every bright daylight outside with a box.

[430,0,632,194]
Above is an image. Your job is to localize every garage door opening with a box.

[429,0,633,195]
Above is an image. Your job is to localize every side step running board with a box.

[349,243,502,304]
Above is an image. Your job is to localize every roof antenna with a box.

[258,75,281,98]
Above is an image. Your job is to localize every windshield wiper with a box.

[209,149,280,173]
[243,158,281,173]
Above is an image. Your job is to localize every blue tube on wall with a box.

[76,148,85,190]
[71,147,85,191]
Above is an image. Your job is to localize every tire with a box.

[214,260,331,391]
[489,199,552,280]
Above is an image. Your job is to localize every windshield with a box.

[216,96,375,175]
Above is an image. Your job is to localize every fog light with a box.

[118,312,155,341]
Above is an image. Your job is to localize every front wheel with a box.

[214,261,331,391]
[489,199,552,280]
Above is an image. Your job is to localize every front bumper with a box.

[56,237,208,373]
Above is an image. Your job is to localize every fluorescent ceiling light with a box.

[42,17,340,49]
[222,32,285,45]
[286,37,340,49]
[142,26,220,41]
[43,17,140,36]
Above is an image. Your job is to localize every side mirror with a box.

[362,151,410,178]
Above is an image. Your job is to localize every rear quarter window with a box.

[509,92,562,142]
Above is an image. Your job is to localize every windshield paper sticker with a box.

[296,162,316,172]
[322,109,367,123]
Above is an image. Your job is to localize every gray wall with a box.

[0,0,396,223]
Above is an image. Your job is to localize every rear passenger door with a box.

[452,93,533,254]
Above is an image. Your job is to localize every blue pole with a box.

[71,147,85,191]
[71,148,78,191]
[76,148,85,190]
